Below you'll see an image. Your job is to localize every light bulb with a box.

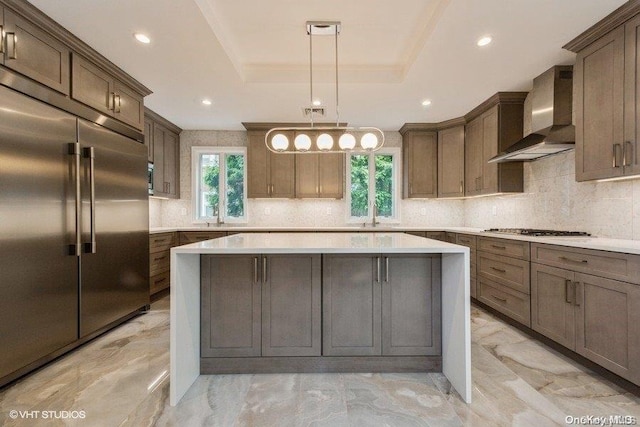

[294,134,312,151]
[134,33,151,44]
[360,133,379,150]
[477,36,492,47]
[271,133,289,151]
[317,133,334,151]
[338,133,356,150]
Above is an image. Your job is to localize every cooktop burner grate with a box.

[485,228,591,237]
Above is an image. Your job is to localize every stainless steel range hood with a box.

[489,65,574,163]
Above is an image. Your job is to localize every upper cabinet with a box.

[146,108,181,199]
[401,126,438,199]
[72,54,144,130]
[566,3,640,181]
[464,93,527,196]
[438,122,465,198]
[296,152,344,199]
[247,129,296,198]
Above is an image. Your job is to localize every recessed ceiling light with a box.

[312,99,322,106]
[134,33,151,44]
[421,100,432,107]
[202,99,212,106]
[477,36,492,47]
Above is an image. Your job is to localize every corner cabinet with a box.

[464,94,526,196]
[146,108,181,199]
[247,130,296,198]
[401,128,438,198]
[566,4,640,181]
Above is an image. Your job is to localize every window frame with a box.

[191,146,248,224]
[346,147,401,224]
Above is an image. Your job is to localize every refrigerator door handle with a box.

[68,143,82,256]
[83,146,97,254]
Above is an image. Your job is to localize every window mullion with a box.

[219,154,226,218]
[369,153,376,218]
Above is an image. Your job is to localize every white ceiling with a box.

[30,0,626,131]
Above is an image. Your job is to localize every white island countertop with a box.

[170,232,471,406]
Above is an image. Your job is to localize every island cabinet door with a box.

[322,254,382,356]
[201,255,261,358]
[381,255,442,356]
[262,255,321,356]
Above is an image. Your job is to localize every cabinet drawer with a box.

[479,237,530,260]
[426,231,446,241]
[405,231,426,238]
[478,251,530,294]
[470,276,477,299]
[478,278,530,327]
[179,231,226,245]
[150,271,170,295]
[531,243,640,284]
[150,232,177,253]
[456,234,477,249]
[470,249,476,276]
[150,249,170,276]
[445,232,456,243]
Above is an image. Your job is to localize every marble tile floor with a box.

[1,298,639,426]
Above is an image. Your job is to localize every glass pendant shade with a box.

[360,132,379,150]
[316,133,334,151]
[294,134,312,151]
[338,133,356,150]
[271,133,289,151]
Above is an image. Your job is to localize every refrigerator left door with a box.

[0,86,79,383]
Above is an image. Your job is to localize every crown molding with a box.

[145,108,182,134]
[464,92,528,122]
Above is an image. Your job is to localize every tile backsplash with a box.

[150,130,640,240]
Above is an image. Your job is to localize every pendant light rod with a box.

[335,23,339,127]
[309,23,314,128]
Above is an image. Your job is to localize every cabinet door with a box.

[3,10,70,95]
[575,26,625,181]
[481,107,499,194]
[71,54,113,116]
[144,117,154,163]
[164,130,179,198]
[574,273,640,384]
[318,153,344,198]
[270,150,295,198]
[403,131,437,198]
[624,15,640,176]
[438,126,465,197]
[382,255,441,356]
[201,255,262,357]
[247,131,270,197]
[152,123,166,196]
[464,117,483,196]
[530,264,576,349]
[323,254,381,356]
[262,255,321,356]
[114,80,144,130]
[295,153,319,198]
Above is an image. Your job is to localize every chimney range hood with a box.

[489,65,574,163]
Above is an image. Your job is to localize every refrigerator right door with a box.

[78,119,149,337]
[0,86,79,382]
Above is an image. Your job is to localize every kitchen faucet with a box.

[216,203,225,226]
[371,203,379,227]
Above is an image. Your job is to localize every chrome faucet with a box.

[216,204,225,226]
[371,203,379,227]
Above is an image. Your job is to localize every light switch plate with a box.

[264,207,271,215]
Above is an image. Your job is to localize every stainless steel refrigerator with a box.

[0,85,149,385]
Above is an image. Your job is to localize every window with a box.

[192,147,247,223]
[347,148,400,222]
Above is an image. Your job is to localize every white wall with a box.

[151,130,464,228]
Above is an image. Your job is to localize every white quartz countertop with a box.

[171,232,468,254]
[151,225,483,233]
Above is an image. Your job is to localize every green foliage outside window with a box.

[350,154,393,217]
[202,153,244,218]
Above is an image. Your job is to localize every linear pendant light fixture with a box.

[265,21,384,154]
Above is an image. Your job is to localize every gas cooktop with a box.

[485,228,591,237]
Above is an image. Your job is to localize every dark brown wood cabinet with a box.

[464,94,526,196]
[402,129,438,198]
[146,108,181,199]
[295,152,344,198]
[201,254,321,358]
[149,232,178,295]
[2,8,70,95]
[71,54,144,130]
[438,125,465,198]
[247,130,296,198]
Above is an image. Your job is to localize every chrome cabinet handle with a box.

[385,256,389,282]
[565,279,572,304]
[6,32,16,59]
[558,256,588,264]
[69,143,82,256]
[376,257,381,283]
[254,257,258,283]
[115,94,122,113]
[0,25,4,55]
[492,295,507,303]
[153,255,167,262]
[110,92,116,111]
[490,266,506,273]
[262,256,267,283]
[459,180,463,193]
[83,147,97,254]
[490,244,506,250]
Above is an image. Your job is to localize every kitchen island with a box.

[170,232,471,405]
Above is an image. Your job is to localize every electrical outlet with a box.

[264,207,271,216]
[327,207,332,215]
[420,208,427,216]
[180,208,187,216]
[492,205,497,216]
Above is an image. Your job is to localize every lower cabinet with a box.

[531,262,640,384]
[149,232,177,295]
[200,254,321,358]
[322,254,441,357]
